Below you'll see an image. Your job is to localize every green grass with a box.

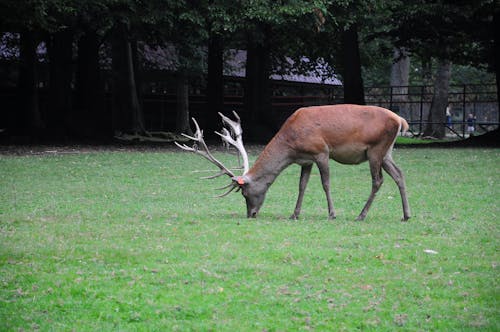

[1,148,499,331]
[396,136,453,145]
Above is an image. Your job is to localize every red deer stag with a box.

[176,104,411,221]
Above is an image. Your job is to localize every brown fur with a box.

[241,104,411,220]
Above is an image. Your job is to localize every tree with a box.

[74,28,109,137]
[390,47,410,118]
[279,0,396,106]
[110,19,146,135]
[2,0,496,141]
[205,0,226,136]
[423,59,451,137]
[46,29,74,137]
[17,31,44,136]
[0,0,51,137]
[390,48,410,92]
[492,11,499,120]
[135,0,207,135]
[386,0,499,135]
[230,0,329,138]
[103,0,179,136]
[169,2,206,135]
[245,24,272,135]
[206,29,224,135]
[2,0,112,138]
[341,23,365,104]
[72,1,112,138]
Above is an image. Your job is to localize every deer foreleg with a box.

[382,156,411,221]
[290,164,313,220]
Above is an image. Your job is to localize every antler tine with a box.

[218,112,241,136]
[175,117,235,179]
[215,182,236,190]
[216,111,250,174]
[201,170,227,180]
[179,117,203,141]
[231,110,241,122]
[174,141,197,152]
[175,116,249,198]
[216,183,239,197]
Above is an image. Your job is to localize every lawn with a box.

[0,147,498,331]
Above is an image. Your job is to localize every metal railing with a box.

[365,84,498,138]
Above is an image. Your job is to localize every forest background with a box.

[0,0,498,141]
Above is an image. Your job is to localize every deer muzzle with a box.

[247,208,258,218]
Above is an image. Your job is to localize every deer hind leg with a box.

[356,157,384,221]
[382,156,411,221]
[290,164,313,220]
[315,155,336,220]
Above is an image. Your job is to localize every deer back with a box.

[250,104,404,169]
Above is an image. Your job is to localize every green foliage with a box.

[363,56,496,87]
[1,148,499,330]
[386,0,497,71]
[451,65,496,86]
[2,0,494,85]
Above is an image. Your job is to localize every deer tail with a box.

[400,117,409,133]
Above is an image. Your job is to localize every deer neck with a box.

[246,136,292,187]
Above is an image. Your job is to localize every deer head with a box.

[175,112,264,217]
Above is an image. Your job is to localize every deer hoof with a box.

[289,214,299,220]
[401,215,411,222]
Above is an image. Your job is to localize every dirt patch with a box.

[0,141,265,156]
[1,129,497,156]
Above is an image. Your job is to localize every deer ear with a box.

[232,175,249,187]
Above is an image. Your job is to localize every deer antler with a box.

[175,117,236,179]
[216,111,250,175]
[175,113,249,197]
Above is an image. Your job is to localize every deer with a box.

[175,104,411,221]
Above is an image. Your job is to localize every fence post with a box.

[462,84,466,137]
[419,85,424,135]
[389,86,393,110]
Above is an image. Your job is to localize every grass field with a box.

[0,147,498,331]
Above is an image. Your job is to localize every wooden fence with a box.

[142,80,498,138]
[1,78,497,138]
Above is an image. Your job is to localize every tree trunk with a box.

[391,48,410,88]
[131,39,143,118]
[341,24,365,105]
[206,33,224,136]
[16,30,44,136]
[47,29,73,137]
[494,11,500,121]
[245,25,272,140]
[111,21,146,135]
[74,30,109,137]
[175,70,192,135]
[390,47,410,118]
[423,59,451,138]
